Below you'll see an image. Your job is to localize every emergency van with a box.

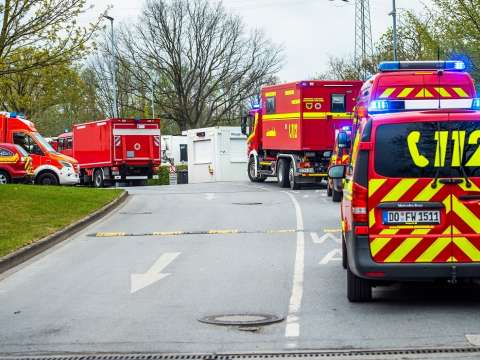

[330,61,477,202]
[0,112,79,185]
[329,87,480,302]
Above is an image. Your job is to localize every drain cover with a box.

[199,313,284,326]
[232,202,263,206]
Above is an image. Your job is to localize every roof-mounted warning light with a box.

[379,61,466,72]
[472,98,480,110]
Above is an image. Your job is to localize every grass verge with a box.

[0,185,123,258]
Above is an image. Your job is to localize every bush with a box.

[148,164,188,186]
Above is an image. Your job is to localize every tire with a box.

[248,157,267,183]
[332,188,342,202]
[277,158,290,188]
[0,170,11,184]
[93,169,104,188]
[347,265,372,302]
[289,162,300,190]
[327,183,333,197]
[37,172,59,186]
[342,232,347,270]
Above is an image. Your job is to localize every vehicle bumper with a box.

[347,232,480,281]
[58,168,80,185]
[296,173,327,183]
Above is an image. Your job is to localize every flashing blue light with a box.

[251,103,261,109]
[9,112,17,118]
[341,126,352,131]
[445,61,466,71]
[378,62,400,72]
[368,100,390,112]
[472,98,480,110]
[379,60,466,72]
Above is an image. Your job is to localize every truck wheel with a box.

[347,265,372,302]
[342,233,347,270]
[289,162,300,190]
[37,172,59,186]
[0,170,11,184]
[327,183,333,197]
[248,157,266,183]
[277,159,290,188]
[332,188,342,202]
[93,169,104,188]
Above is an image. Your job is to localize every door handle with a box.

[439,178,463,184]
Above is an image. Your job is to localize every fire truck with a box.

[57,118,161,187]
[241,81,363,189]
[0,112,79,185]
[329,60,478,202]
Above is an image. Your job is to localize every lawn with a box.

[0,185,123,258]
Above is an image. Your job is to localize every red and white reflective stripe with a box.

[404,98,473,110]
[114,136,121,146]
[112,129,160,136]
[154,136,160,146]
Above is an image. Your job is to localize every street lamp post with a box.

[389,0,398,61]
[103,15,118,118]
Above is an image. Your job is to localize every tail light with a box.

[352,182,368,223]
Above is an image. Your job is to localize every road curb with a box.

[0,190,128,275]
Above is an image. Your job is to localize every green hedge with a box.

[148,164,188,186]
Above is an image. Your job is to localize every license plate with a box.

[382,210,441,225]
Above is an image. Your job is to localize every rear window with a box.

[375,121,480,178]
[331,94,346,113]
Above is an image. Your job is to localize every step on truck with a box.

[241,80,363,189]
[58,118,161,187]
[0,112,79,185]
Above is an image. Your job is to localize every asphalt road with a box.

[1,181,480,356]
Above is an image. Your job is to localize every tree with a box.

[0,0,104,76]
[106,0,283,131]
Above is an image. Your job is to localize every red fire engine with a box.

[241,80,363,189]
[57,118,161,187]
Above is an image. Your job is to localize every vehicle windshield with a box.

[375,120,480,178]
[33,132,58,154]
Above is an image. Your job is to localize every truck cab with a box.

[0,112,79,185]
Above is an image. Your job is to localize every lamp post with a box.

[389,0,398,61]
[103,15,118,118]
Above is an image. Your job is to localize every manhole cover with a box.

[198,313,284,326]
[232,202,263,206]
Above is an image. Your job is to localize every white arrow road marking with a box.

[319,249,342,265]
[466,334,480,346]
[311,232,341,244]
[205,193,215,200]
[130,252,180,294]
[283,192,305,339]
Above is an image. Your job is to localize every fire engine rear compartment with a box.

[72,119,161,186]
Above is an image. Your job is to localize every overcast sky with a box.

[86,0,431,81]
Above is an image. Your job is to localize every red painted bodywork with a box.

[0,143,33,181]
[59,118,161,171]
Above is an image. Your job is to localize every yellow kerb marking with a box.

[397,87,414,98]
[452,87,469,98]
[379,88,395,98]
[382,179,418,202]
[153,231,184,236]
[96,232,126,237]
[435,87,451,98]
[208,230,239,235]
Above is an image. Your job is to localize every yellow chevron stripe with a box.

[452,196,480,233]
[416,237,451,262]
[452,87,469,98]
[415,88,434,98]
[370,229,399,257]
[380,88,396,98]
[384,228,431,263]
[369,209,376,227]
[453,237,480,261]
[397,87,415,98]
[434,87,451,98]
[459,181,480,192]
[381,179,418,202]
[369,178,387,197]
[413,181,444,201]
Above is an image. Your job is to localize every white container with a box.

[185,127,248,183]
[161,135,188,165]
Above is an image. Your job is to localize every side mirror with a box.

[328,165,346,179]
[241,116,247,135]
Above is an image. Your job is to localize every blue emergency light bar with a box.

[368,100,406,113]
[379,61,466,72]
[472,98,480,110]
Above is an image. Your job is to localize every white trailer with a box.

[161,135,188,165]
[185,127,248,183]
